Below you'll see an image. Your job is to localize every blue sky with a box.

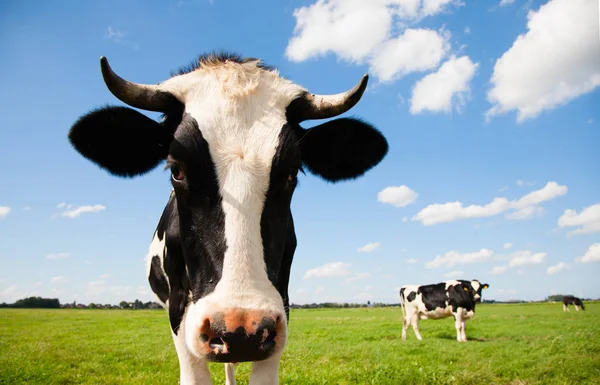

[1,0,598,305]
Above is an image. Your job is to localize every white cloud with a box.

[345,272,371,284]
[406,258,418,264]
[0,206,10,217]
[490,265,508,275]
[505,206,543,220]
[410,55,478,114]
[413,182,567,225]
[443,270,464,278]
[51,276,67,284]
[285,0,459,82]
[463,26,470,34]
[57,202,68,208]
[508,250,546,267]
[378,185,418,208]
[547,262,568,275]
[414,197,510,225]
[503,243,513,250]
[357,242,381,253]
[486,0,600,122]
[499,0,515,6]
[402,216,409,223]
[558,203,600,236]
[46,252,71,260]
[304,262,351,279]
[425,248,493,268]
[105,26,126,43]
[512,182,567,208]
[61,205,106,218]
[576,243,600,263]
[370,28,450,82]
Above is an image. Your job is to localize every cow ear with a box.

[483,284,489,289]
[68,106,173,178]
[296,118,388,182]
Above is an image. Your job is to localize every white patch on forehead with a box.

[471,280,480,291]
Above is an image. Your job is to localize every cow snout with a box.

[199,309,283,363]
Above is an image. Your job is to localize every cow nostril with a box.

[262,332,276,351]
[209,337,226,351]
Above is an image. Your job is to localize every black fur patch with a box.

[294,118,388,182]
[406,291,417,302]
[169,117,227,303]
[68,106,173,177]
[261,125,301,322]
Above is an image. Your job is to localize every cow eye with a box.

[288,168,299,182]
[171,164,184,181]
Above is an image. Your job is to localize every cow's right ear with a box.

[68,106,173,178]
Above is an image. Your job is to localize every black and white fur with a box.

[68,53,388,385]
[399,279,489,342]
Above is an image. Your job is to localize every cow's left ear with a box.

[296,118,388,182]
[482,284,489,289]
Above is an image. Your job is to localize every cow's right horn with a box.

[100,56,174,112]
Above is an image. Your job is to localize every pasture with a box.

[1,302,598,384]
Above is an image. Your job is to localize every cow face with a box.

[468,280,489,302]
[68,53,388,362]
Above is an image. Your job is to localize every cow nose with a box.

[199,310,283,363]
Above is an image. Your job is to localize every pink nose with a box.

[199,309,283,363]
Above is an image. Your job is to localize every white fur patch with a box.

[146,230,168,307]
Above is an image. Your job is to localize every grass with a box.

[1,302,598,384]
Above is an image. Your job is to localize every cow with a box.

[67,52,388,385]
[563,295,585,311]
[399,279,489,342]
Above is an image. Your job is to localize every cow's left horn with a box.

[100,57,174,112]
[291,74,369,122]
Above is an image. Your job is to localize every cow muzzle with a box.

[198,309,284,363]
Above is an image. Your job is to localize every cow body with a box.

[399,280,488,342]
[563,295,585,311]
[69,52,388,385]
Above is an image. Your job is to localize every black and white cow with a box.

[68,52,388,385]
[399,280,489,342]
[563,295,585,311]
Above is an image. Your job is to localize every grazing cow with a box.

[563,296,585,311]
[399,280,489,342]
[68,52,388,385]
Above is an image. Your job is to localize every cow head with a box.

[68,53,388,363]
[469,279,489,302]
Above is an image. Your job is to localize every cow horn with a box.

[100,56,173,112]
[293,74,369,122]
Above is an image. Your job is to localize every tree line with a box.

[0,296,162,309]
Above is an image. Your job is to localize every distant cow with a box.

[68,52,388,384]
[399,280,489,342]
[563,296,585,311]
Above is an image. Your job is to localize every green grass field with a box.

[1,302,598,384]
